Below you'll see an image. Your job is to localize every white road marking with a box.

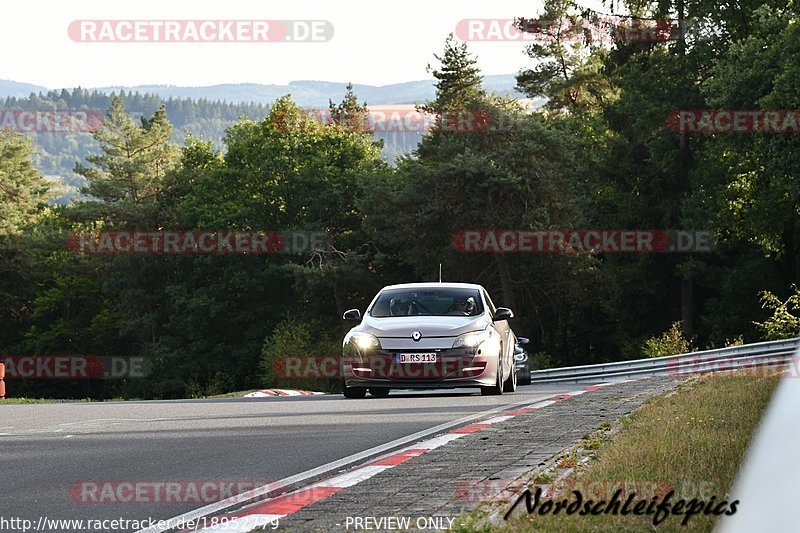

[135,391,576,533]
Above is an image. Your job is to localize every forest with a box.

[1,0,799,398]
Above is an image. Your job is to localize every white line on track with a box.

[135,391,577,533]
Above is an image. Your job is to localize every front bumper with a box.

[341,347,496,388]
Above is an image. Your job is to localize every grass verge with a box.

[493,372,781,532]
[0,397,92,404]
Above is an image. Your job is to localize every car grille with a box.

[352,353,486,381]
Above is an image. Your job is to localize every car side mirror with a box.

[342,309,362,321]
[517,336,529,345]
[493,307,514,321]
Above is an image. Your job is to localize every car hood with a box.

[360,315,488,338]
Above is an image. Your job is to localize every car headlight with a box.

[349,332,381,350]
[453,329,493,349]
[514,352,526,362]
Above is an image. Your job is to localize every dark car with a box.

[514,336,531,385]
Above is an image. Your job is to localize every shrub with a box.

[259,317,341,392]
[643,321,692,358]
[755,287,800,340]
[529,351,553,370]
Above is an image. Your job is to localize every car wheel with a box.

[518,362,531,385]
[503,358,517,392]
[480,356,504,396]
[342,379,367,399]
[369,388,390,397]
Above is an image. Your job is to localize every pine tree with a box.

[74,97,180,226]
[420,34,485,114]
[75,97,179,207]
[328,83,373,134]
[0,132,49,236]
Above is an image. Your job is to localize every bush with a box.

[705,335,744,350]
[643,321,693,358]
[755,287,800,340]
[529,351,553,370]
[259,317,342,393]
[205,371,235,396]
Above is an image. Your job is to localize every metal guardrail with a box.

[529,337,799,383]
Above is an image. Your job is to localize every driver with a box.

[391,299,411,316]
[448,298,472,315]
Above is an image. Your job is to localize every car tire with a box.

[503,359,517,392]
[342,379,367,399]
[369,388,390,397]
[518,363,532,385]
[480,356,504,396]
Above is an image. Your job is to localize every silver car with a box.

[340,282,517,398]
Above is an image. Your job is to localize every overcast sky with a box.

[6,0,607,88]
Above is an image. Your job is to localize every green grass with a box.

[0,389,276,402]
[494,372,781,532]
[0,397,92,404]
[532,470,557,483]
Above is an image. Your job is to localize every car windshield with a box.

[369,288,483,317]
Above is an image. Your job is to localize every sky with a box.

[5,0,606,88]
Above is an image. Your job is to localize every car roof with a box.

[379,282,485,291]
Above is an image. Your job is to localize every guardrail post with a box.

[0,362,5,399]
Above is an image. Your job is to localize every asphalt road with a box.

[0,384,581,531]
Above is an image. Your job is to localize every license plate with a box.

[396,353,438,363]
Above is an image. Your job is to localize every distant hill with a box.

[0,79,49,98]
[0,76,540,203]
[1,89,270,204]
[0,75,524,107]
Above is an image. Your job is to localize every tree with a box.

[420,33,485,114]
[74,96,180,225]
[515,0,615,112]
[0,132,49,236]
[0,132,50,347]
[697,6,800,287]
[142,94,390,397]
[369,37,598,363]
[328,83,373,135]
